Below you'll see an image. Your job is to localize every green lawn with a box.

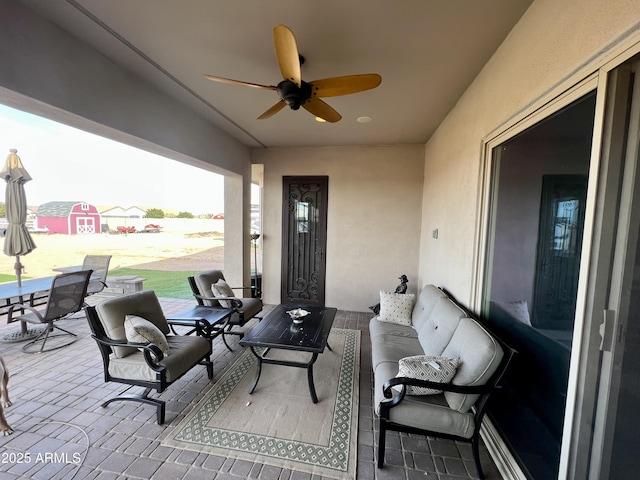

[0,273,19,283]
[1,269,199,299]
[108,268,200,299]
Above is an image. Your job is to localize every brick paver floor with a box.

[0,293,501,479]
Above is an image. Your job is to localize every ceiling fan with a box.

[204,24,382,123]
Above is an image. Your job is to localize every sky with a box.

[0,104,226,215]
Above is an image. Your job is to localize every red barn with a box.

[36,201,102,234]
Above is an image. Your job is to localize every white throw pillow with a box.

[395,355,461,395]
[378,291,415,326]
[210,279,235,308]
[124,314,170,357]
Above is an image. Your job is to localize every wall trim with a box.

[481,418,527,480]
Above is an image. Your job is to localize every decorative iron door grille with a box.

[281,176,328,305]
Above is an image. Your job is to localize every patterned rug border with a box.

[162,328,361,480]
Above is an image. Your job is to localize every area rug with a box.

[163,328,360,480]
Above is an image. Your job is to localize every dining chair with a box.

[82,255,111,295]
[8,270,93,353]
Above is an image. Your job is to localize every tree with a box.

[145,208,165,219]
[177,211,194,218]
[0,203,5,217]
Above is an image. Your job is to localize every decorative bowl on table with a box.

[286,308,310,324]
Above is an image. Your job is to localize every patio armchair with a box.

[82,255,111,296]
[8,270,93,353]
[85,290,213,424]
[188,270,262,350]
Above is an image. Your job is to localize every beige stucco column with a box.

[223,173,252,288]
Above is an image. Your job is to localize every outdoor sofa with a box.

[370,284,516,479]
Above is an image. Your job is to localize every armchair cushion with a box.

[378,291,415,326]
[125,315,170,357]
[96,290,171,358]
[210,279,235,308]
[108,335,211,383]
[396,355,461,395]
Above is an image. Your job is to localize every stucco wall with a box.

[418,0,640,304]
[253,145,424,312]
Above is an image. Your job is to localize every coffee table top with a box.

[240,304,337,353]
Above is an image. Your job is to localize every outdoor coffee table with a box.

[239,303,337,403]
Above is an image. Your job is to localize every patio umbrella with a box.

[2,149,37,287]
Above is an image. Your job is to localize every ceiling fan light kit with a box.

[204,24,381,123]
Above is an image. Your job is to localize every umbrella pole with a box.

[14,255,23,288]
[14,255,28,334]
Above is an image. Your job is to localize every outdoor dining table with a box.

[0,275,55,342]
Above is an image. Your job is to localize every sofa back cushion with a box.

[442,317,504,412]
[411,285,448,331]
[416,297,468,356]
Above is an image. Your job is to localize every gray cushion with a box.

[108,335,210,382]
[442,317,504,412]
[416,298,468,355]
[194,271,226,307]
[95,290,170,358]
[411,285,448,331]
[380,392,476,439]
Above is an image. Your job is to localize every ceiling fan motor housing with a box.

[277,80,312,110]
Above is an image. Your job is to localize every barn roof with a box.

[37,201,88,217]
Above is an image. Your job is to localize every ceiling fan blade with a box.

[310,74,382,97]
[258,100,286,120]
[302,97,342,123]
[273,24,301,86]
[204,74,277,91]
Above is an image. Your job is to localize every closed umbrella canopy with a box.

[2,148,36,286]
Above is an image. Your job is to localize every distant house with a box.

[101,206,147,218]
[36,201,102,234]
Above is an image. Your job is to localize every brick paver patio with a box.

[0,293,500,479]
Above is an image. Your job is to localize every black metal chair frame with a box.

[85,305,213,424]
[377,336,517,480]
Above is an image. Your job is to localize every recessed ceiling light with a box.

[315,117,327,123]
[357,116,372,123]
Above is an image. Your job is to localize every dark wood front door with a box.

[281,176,328,305]
[532,174,587,330]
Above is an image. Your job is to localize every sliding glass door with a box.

[481,92,597,479]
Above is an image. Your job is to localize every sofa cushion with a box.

[380,393,476,439]
[396,355,461,395]
[442,317,504,412]
[416,298,468,356]
[370,314,423,373]
[378,291,415,325]
[411,285,448,331]
[124,314,170,357]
